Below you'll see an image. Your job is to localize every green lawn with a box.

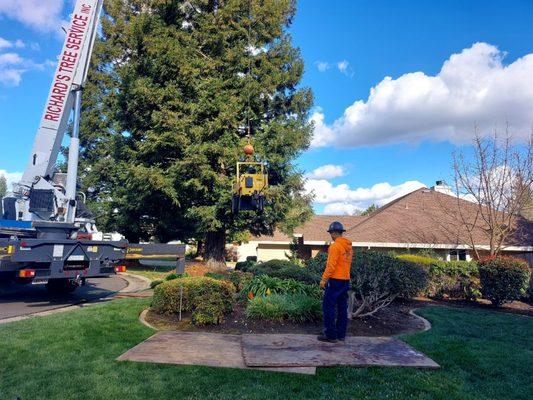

[1,300,532,400]
[127,265,176,281]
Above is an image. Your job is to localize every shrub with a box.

[152,277,236,325]
[305,252,328,276]
[248,259,321,284]
[242,275,321,299]
[235,260,256,272]
[396,254,438,266]
[245,294,322,322]
[350,251,428,318]
[150,279,163,289]
[398,255,481,300]
[205,270,253,291]
[478,256,531,306]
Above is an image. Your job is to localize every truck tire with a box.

[45,279,78,294]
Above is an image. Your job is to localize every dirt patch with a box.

[145,300,426,336]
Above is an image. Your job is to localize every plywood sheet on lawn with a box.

[242,334,439,368]
[117,331,315,375]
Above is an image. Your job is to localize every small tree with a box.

[452,129,532,257]
[0,174,6,199]
[360,204,378,216]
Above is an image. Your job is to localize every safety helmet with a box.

[327,221,345,233]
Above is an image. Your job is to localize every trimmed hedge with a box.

[152,277,236,325]
[397,255,481,300]
[245,294,322,322]
[478,256,531,306]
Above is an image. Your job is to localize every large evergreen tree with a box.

[79,0,313,267]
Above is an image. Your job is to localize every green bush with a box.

[235,260,256,272]
[150,279,163,289]
[350,251,428,317]
[242,275,321,299]
[396,254,438,266]
[398,255,481,300]
[205,270,253,291]
[152,277,236,325]
[478,257,531,306]
[248,259,321,284]
[304,252,328,276]
[245,294,322,322]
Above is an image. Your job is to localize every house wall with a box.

[257,243,291,261]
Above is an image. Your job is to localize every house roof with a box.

[255,187,533,249]
[345,188,533,247]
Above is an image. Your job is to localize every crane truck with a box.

[0,0,184,293]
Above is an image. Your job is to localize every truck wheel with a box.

[45,279,78,294]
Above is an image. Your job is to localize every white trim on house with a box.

[253,239,533,252]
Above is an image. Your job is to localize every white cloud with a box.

[336,60,353,76]
[0,170,22,191]
[305,164,345,180]
[315,61,330,72]
[309,109,336,148]
[305,179,426,213]
[0,0,66,33]
[312,43,533,148]
[323,202,362,215]
[0,52,25,86]
[0,37,24,50]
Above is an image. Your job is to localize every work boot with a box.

[317,335,337,343]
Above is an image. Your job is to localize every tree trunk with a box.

[204,230,226,271]
[195,239,204,259]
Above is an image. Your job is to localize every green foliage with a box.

[360,203,378,216]
[249,259,321,284]
[478,257,531,306]
[205,270,253,291]
[152,277,236,325]
[396,254,438,265]
[149,279,163,289]
[350,251,428,317]
[165,273,179,281]
[0,174,6,198]
[235,260,256,272]
[397,255,480,300]
[79,0,314,247]
[242,275,321,299]
[245,294,322,322]
[305,252,328,276]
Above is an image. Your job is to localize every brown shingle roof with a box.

[345,188,533,247]
[256,188,533,248]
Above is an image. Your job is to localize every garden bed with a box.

[145,299,426,336]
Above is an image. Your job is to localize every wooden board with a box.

[117,331,315,375]
[242,334,439,368]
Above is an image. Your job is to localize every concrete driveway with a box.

[0,275,128,321]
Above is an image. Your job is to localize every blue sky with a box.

[1,0,532,214]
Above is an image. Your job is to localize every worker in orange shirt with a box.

[317,221,353,343]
